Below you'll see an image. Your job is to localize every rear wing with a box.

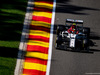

[66,19,83,24]
[66,19,74,23]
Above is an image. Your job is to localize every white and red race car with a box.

[55,19,90,52]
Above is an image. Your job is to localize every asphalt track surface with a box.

[50,0,100,75]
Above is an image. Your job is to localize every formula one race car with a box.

[55,19,90,52]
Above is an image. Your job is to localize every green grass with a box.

[0,0,28,75]
[0,57,16,75]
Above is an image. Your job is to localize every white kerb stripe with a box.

[46,0,56,75]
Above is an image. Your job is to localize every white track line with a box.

[46,0,56,75]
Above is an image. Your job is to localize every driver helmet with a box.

[72,23,76,30]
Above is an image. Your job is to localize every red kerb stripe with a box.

[24,57,47,65]
[34,0,53,4]
[23,69,46,75]
[27,45,49,54]
[34,7,52,13]
[28,35,49,42]
[30,25,50,33]
[32,16,51,23]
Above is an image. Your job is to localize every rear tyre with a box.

[57,25,65,35]
[83,39,90,52]
[83,28,90,38]
[55,43,59,49]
